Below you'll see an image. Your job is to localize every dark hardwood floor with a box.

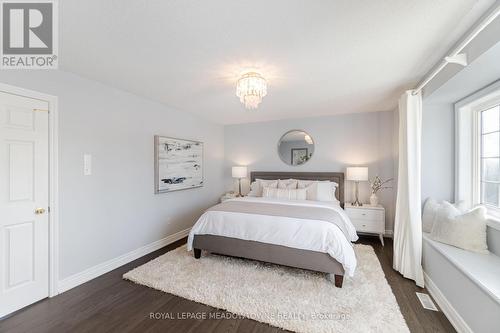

[0,237,456,333]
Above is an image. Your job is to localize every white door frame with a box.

[0,82,59,297]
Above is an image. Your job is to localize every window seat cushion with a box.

[423,232,500,304]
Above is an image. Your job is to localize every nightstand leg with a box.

[379,234,384,246]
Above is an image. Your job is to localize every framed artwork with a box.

[154,135,203,193]
[291,148,308,166]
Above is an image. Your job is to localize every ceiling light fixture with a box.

[304,134,313,144]
[236,72,267,110]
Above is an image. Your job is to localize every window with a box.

[455,81,500,219]
[479,105,500,209]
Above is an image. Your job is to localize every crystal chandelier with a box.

[236,72,267,109]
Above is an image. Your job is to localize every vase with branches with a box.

[369,176,393,206]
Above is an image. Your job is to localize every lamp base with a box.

[237,178,243,197]
[353,181,362,206]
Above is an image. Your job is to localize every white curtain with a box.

[393,90,424,287]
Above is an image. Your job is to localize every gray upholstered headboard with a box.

[250,171,345,207]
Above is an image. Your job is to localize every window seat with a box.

[423,232,500,332]
[423,233,500,303]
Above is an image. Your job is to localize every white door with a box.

[0,91,49,317]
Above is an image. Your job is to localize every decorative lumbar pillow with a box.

[430,203,489,254]
[422,198,467,233]
[278,179,298,189]
[262,187,307,200]
[247,179,278,197]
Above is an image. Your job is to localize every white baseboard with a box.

[424,272,473,333]
[57,228,191,294]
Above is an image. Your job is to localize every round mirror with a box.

[278,130,315,166]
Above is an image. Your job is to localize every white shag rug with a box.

[123,244,409,333]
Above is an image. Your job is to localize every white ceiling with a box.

[60,0,495,124]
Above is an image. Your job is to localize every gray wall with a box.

[421,102,455,202]
[224,111,398,232]
[0,70,225,280]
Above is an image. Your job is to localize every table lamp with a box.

[232,166,247,197]
[346,167,368,206]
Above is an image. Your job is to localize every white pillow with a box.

[297,180,339,202]
[262,187,307,201]
[316,182,335,201]
[430,203,489,254]
[422,198,467,233]
[278,179,298,189]
[422,198,440,233]
[247,179,278,197]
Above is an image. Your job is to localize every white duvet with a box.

[187,197,359,276]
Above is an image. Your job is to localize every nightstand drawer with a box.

[351,218,384,233]
[345,208,383,221]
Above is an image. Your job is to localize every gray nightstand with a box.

[344,203,385,246]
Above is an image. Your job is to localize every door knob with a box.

[35,208,46,215]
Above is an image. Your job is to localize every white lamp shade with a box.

[346,167,368,181]
[232,166,247,178]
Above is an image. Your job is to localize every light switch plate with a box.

[83,153,92,176]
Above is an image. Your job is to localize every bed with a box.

[187,171,358,287]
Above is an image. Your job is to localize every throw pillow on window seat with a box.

[422,198,467,233]
[430,202,489,254]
